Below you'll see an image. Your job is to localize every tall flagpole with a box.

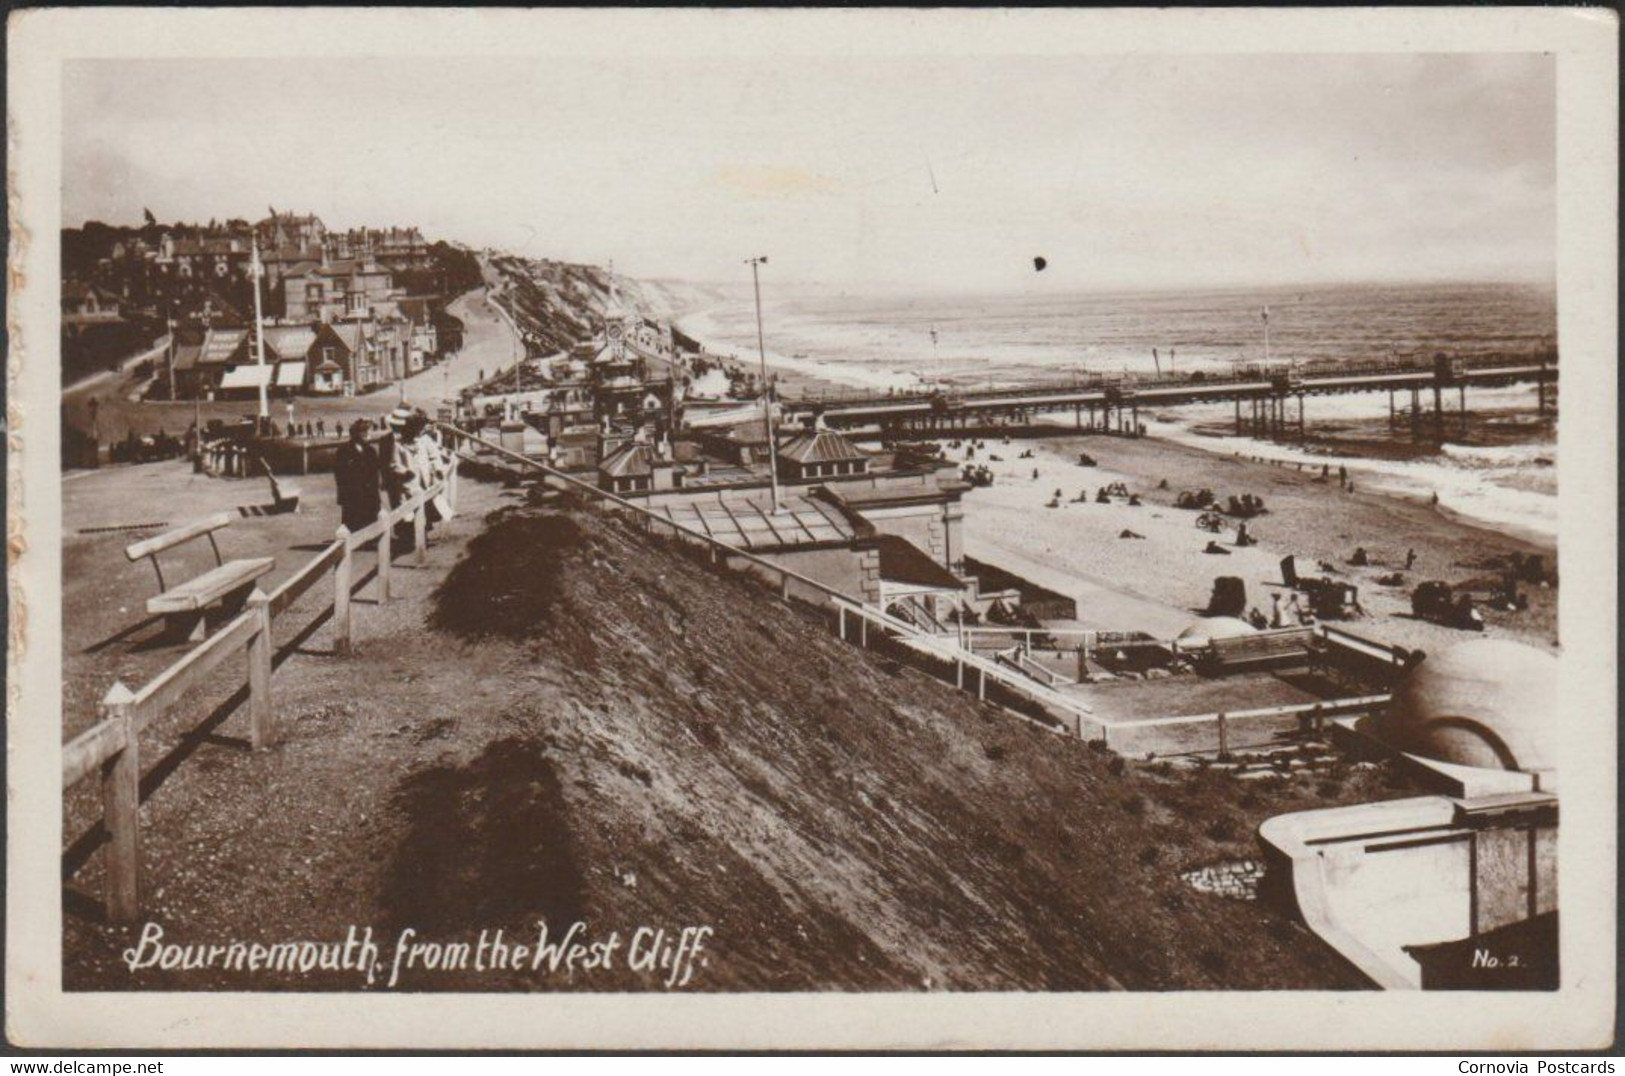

[251,236,269,423]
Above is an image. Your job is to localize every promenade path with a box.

[63,459,513,960]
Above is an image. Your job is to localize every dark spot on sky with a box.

[1033,256,1047,272]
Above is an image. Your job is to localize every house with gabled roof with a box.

[776,426,872,482]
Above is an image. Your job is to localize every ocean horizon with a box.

[668,279,1558,544]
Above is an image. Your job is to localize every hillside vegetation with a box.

[398,493,1394,990]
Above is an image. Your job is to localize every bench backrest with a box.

[125,512,235,563]
[1212,627,1316,659]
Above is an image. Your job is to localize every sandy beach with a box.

[953,431,1557,656]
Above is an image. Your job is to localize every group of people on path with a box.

[334,407,456,545]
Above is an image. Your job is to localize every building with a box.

[155,234,252,282]
[311,322,368,395]
[597,439,680,495]
[331,226,432,274]
[61,282,122,325]
[776,427,872,482]
[281,257,398,324]
[397,297,439,366]
[261,325,320,395]
[256,213,327,251]
[170,326,249,398]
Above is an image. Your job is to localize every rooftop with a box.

[779,428,870,466]
[652,493,855,551]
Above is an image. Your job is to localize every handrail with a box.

[781,352,1557,411]
[64,462,456,923]
[1107,693,1391,731]
[268,539,346,618]
[831,596,1096,720]
[1318,624,1408,664]
[64,474,451,793]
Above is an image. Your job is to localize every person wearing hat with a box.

[379,407,413,510]
[334,419,382,534]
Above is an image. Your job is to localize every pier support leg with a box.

[1389,389,1396,430]
[1298,393,1305,442]
[1131,405,1139,437]
[1459,384,1467,435]
[1433,384,1444,440]
[1235,397,1242,435]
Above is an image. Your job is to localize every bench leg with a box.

[213,583,257,625]
[162,611,208,643]
[169,584,258,643]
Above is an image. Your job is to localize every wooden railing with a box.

[829,597,1103,740]
[1103,693,1392,758]
[62,460,458,923]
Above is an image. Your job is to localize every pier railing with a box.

[62,461,458,923]
[782,349,1557,411]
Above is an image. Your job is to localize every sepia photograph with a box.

[6,6,1618,1053]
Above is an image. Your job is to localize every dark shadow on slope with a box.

[428,511,581,639]
[379,737,586,935]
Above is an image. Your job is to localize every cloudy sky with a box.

[63,52,1554,292]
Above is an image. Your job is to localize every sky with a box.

[62,52,1555,292]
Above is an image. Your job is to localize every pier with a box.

[782,354,1556,442]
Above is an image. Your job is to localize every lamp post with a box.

[1262,305,1271,375]
[746,255,780,514]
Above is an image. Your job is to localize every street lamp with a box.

[746,255,780,514]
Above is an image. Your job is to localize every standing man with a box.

[334,419,382,534]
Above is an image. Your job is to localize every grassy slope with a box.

[66,488,1412,991]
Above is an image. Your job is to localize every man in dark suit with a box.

[334,419,382,534]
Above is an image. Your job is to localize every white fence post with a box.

[333,526,353,656]
[377,505,393,604]
[100,681,140,923]
[414,496,428,566]
[247,588,275,749]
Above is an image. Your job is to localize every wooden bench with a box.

[1208,627,1319,673]
[125,513,275,642]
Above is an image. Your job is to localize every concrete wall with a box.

[725,546,878,606]
[1260,796,1560,989]
[856,503,953,569]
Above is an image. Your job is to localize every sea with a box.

[668,281,1558,545]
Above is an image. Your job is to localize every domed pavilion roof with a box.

[1374,638,1557,773]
